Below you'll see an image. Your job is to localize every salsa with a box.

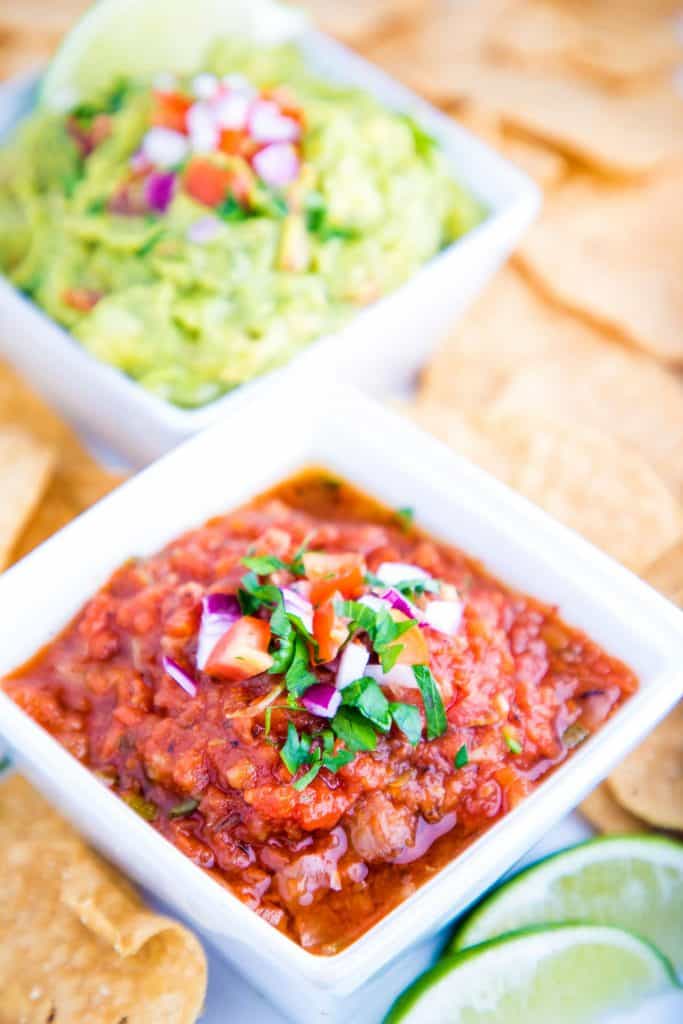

[0,42,483,408]
[3,470,637,954]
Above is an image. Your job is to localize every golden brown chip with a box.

[580,783,650,835]
[608,703,683,831]
[421,268,683,501]
[643,541,683,608]
[292,0,431,46]
[518,173,683,363]
[488,0,683,89]
[0,361,122,564]
[0,426,55,571]
[453,103,568,189]
[404,402,683,572]
[0,775,207,1024]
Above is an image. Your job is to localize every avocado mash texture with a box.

[0,43,484,407]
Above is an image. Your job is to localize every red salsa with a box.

[3,470,638,953]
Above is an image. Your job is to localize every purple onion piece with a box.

[196,593,241,670]
[280,586,313,634]
[301,683,342,719]
[381,588,426,625]
[145,170,176,213]
[186,215,222,244]
[162,655,197,698]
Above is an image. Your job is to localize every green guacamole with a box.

[0,42,485,407]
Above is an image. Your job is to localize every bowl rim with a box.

[1,378,682,992]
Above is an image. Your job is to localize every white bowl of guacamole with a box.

[0,40,484,409]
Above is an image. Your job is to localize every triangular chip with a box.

[0,425,55,571]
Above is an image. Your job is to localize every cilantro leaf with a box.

[390,702,422,745]
[322,748,355,772]
[237,571,281,614]
[242,554,290,575]
[342,677,392,733]
[395,506,415,530]
[292,756,322,791]
[280,722,311,775]
[332,707,378,752]
[412,664,447,740]
[454,744,469,768]
[169,798,199,818]
[284,634,318,697]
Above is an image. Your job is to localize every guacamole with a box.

[0,42,485,407]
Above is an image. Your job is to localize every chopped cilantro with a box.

[412,664,447,740]
[336,598,415,671]
[342,677,392,733]
[395,506,415,530]
[322,747,355,772]
[331,706,378,752]
[454,744,469,769]
[169,798,199,818]
[218,195,248,221]
[503,726,523,755]
[242,554,290,575]
[123,793,158,821]
[280,721,312,775]
[389,702,422,745]
[279,721,356,789]
[292,759,322,790]
[283,633,318,696]
[304,191,357,241]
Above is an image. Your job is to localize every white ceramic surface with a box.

[0,30,539,465]
[1,375,682,1023]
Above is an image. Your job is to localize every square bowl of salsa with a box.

[1,376,680,1024]
[0,14,539,464]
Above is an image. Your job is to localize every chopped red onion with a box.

[422,599,463,636]
[249,99,300,142]
[162,655,197,698]
[392,813,456,865]
[196,593,241,670]
[364,663,419,690]
[280,586,313,633]
[130,149,152,173]
[336,641,370,689]
[252,143,300,189]
[376,562,431,587]
[301,683,341,719]
[381,587,425,624]
[187,216,222,244]
[145,170,176,213]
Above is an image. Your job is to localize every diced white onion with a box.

[364,663,419,690]
[192,73,219,100]
[141,127,189,168]
[222,73,256,97]
[213,92,250,131]
[422,599,463,636]
[252,143,300,188]
[249,99,300,143]
[336,641,370,689]
[187,103,219,153]
[376,562,431,587]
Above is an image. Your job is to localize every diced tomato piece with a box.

[205,616,273,681]
[151,91,192,133]
[218,129,259,160]
[304,553,366,605]
[184,158,232,207]
[390,610,430,666]
[62,287,103,312]
[313,600,348,663]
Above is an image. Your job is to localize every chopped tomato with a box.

[304,553,366,605]
[391,610,429,666]
[62,287,103,312]
[263,86,306,130]
[205,616,273,681]
[184,159,232,207]
[151,91,192,133]
[313,599,348,663]
[218,129,259,160]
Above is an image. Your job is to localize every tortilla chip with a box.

[580,783,650,835]
[643,541,683,608]
[0,426,55,571]
[0,361,122,564]
[421,268,683,501]
[292,0,430,46]
[608,702,683,831]
[453,103,568,189]
[403,402,683,573]
[0,775,207,1024]
[488,0,683,89]
[518,173,683,363]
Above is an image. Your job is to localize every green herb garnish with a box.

[502,726,523,755]
[331,706,378,752]
[389,702,422,745]
[342,677,392,733]
[454,744,469,768]
[336,599,415,672]
[123,793,158,821]
[412,664,447,740]
[395,506,415,530]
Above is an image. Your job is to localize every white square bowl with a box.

[0,30,539,465]
[3,376,681,1024]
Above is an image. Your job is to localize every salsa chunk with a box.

[3,469,637,953]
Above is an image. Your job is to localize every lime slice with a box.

[384,924,677,1024]
[40,0,308,111]
[452,836,683,972]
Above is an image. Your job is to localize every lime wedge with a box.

[384,924,677,1024]
[452,836,683,972]
[40,0,308,111]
